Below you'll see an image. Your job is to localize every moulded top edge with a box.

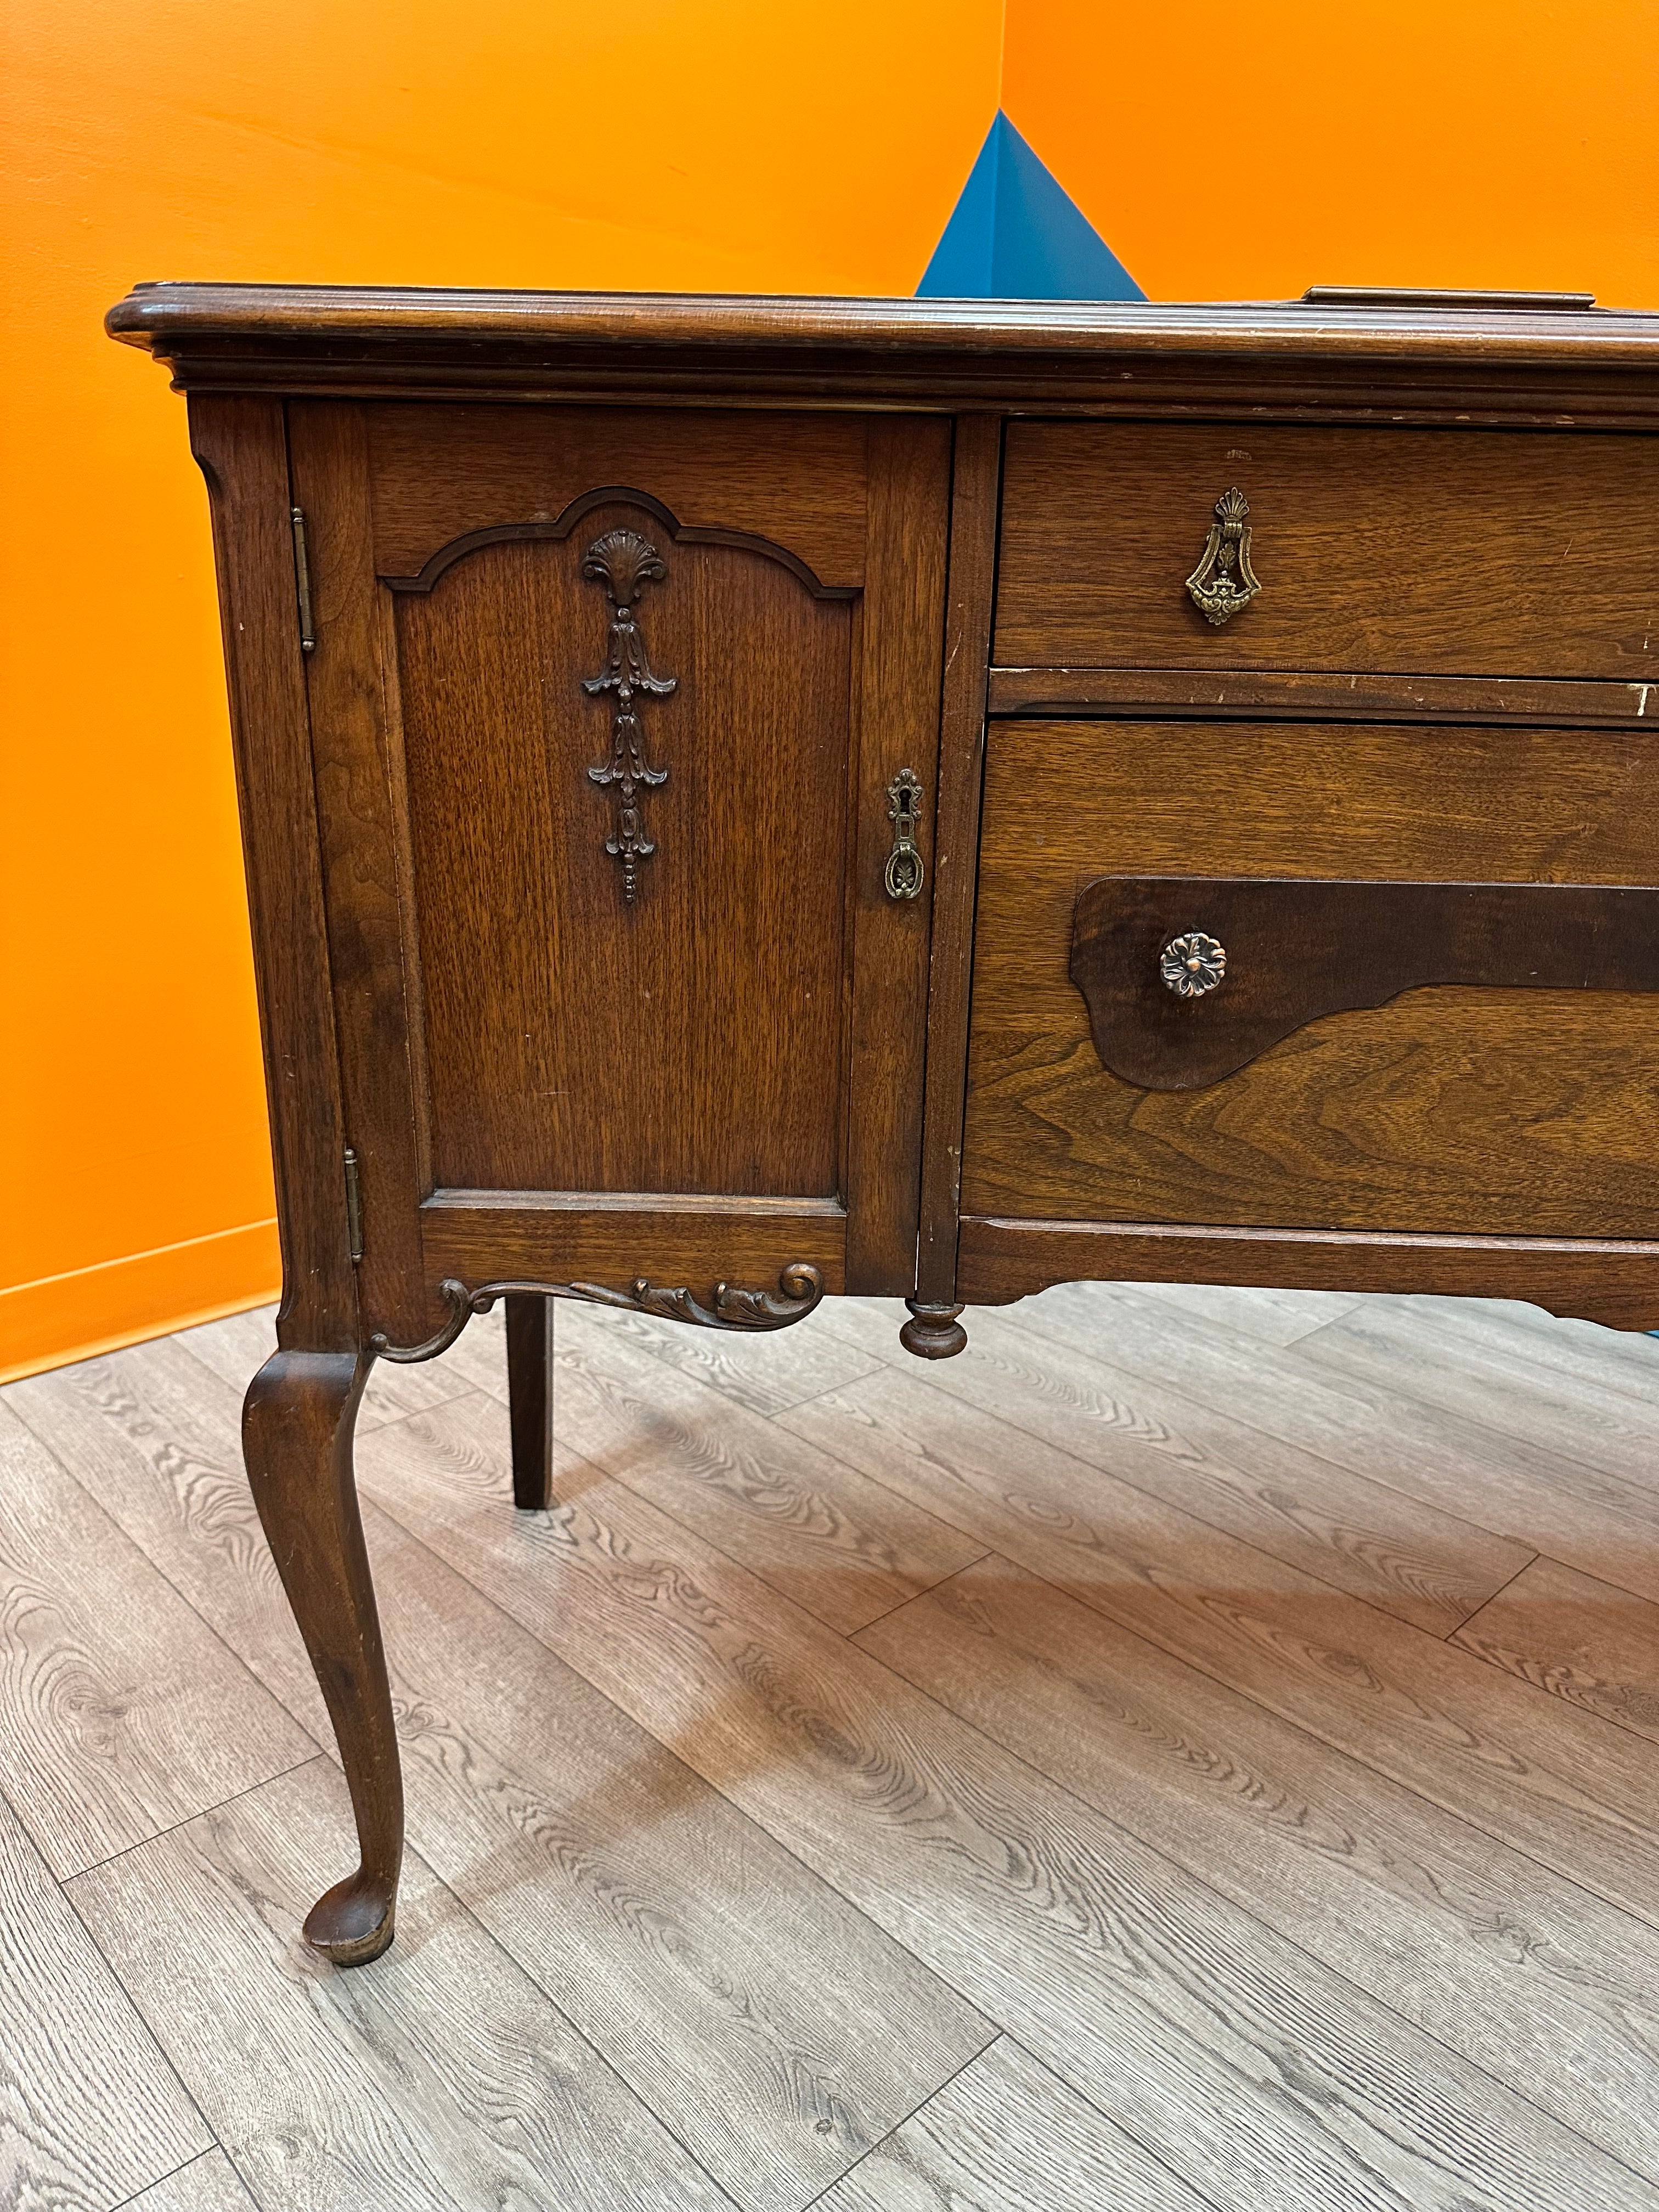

[103,281,1659,371]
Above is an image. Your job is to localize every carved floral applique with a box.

[582,527,676,902]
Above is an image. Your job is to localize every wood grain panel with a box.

[0,1791,210,2212]
[963,719,1659,1237]
[289,402,436,1348]
[995,419,1659,678]
[978,721,1658,929]
[954,1217,1659,1333]
[966,1007,1659,1236]
[368,404,870,587]
[187,394,357,1352]
[842,416,949,1292]
[987,664,1659,724]
[418,1194,847,1297]
[360,1457,1657,2212]
[1452,1555,1659,1743]
[396,517,850,1195]
[915,415,1002,1308]
[68,1762,733,2212]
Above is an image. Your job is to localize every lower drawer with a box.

[961,719,1659,1237]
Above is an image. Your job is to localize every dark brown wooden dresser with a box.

[108,280,1659,1966]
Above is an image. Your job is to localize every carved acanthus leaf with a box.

[370,1263,825,1363]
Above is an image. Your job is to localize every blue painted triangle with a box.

[916,114,1001,296]
[917,112,1143,302]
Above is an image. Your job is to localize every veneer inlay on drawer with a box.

[106,280,1659,1973]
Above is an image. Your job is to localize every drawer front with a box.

[962,719,1659,1238]
[995,421,1659,680]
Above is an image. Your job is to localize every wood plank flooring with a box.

[4,1281,1659,2209]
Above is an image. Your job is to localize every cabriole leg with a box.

[900,1299,968,1359]
[505,1293,555,1510]
[243,1348,402,1966]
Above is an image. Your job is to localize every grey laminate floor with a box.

[4,1281,1659,2210]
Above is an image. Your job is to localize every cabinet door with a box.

[289,402,949,1344]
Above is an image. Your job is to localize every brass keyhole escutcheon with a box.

[1185,487,1261,627]
[1161,931,1227,997]
[884,768,925,900]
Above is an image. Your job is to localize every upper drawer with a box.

[995,421,1659,681]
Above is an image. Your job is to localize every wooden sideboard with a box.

[108,280,1659,1966]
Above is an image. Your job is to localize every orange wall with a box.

[0,0,1003,1379]
[1003,0,1659,307]
[4,0,1654,1377]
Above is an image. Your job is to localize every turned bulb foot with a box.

[900,1300,968,1359]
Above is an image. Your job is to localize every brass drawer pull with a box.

[884,768,924,899]
[1185,487,1261,627]
[1161,931,1227,997]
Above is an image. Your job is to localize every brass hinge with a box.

[290,505,317,655]
[343,1146,364,1263]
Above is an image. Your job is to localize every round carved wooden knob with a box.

[1160,931,1227,998]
